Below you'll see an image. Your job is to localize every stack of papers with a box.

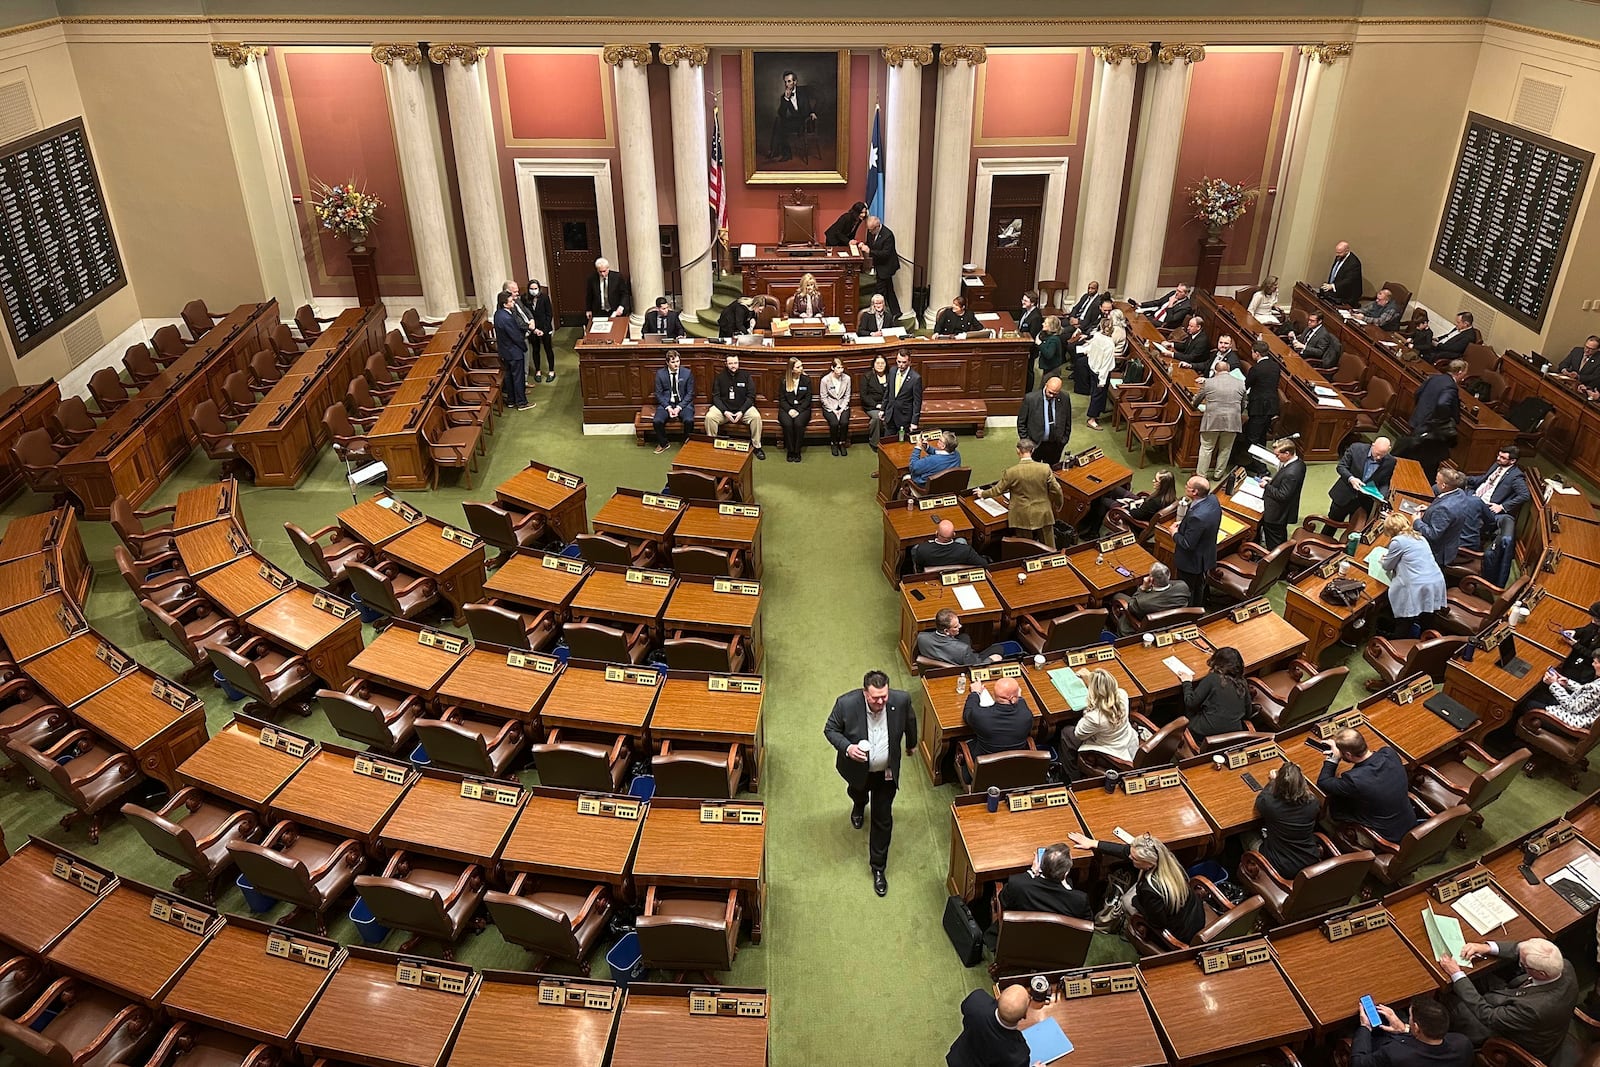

[1454,886,1518,934]
[1047,667,1089,711]
[973,496,1008,518]
[1313,385,1341,398]
[952,584,985,611]
[883,326,908,338]
[975,312,1001,323]
[1231,482,1265,513]
[1422,907,1475,968]
[1217,514,1247,543]
[1162,655,1194,679]
[587,321,612,334]
[962,276,982,287]
[1366,546,1391,585]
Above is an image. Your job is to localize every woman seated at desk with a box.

[1250,763,1321,878]
[1247,276,1282,326]
[1377,510,1446,639]
[1178,646,1250,742]
[787,274,826,318]
[1086,470,1175,538]
[1525,654,1600,733]
[934,296,983,336]
[1067,830,1204,942]
[1058,668,1137,780]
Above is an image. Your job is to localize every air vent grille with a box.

[1512,77,1563,134]
[0,78,39,148]
[62,313,103,367]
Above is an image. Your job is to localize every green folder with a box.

[1422,907,1474,967]
[1046,667,1089,712]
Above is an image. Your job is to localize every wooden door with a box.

[986,174,1045,306]
[537,176,601,327]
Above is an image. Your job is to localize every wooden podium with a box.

[348,246,382,308]
[739,245,864,324]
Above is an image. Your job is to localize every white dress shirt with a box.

[863,706,890,772]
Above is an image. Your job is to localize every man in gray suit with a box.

[915,609,1005,667]
[823,670,917,897]
[1442,938,1578,1063]
[1110,562,1191,634]
[1194,360,1246,480]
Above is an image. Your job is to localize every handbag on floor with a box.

[1094,867,1137,934]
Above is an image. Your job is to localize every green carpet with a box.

[0,328,1593,1066]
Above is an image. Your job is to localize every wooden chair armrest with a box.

[1520,709,1587,740]
[392,574,438,598]
[17,977,75,1026]
[306,523,342,542]
[133,502,178,519]
[440,864,484,907]
[569,884,606,931]
[307,838,365,880]
[193,808,259,849]
[1412,764,1466,804]
[384,695,421,725]
[42,728,96,759]
[155,785,204,817]
[1338,821,1398,854]
[81,750,139,781]
[1239,850,1292,890]
[1455,739,1498,765]
[1315,831,1341,857]
[257,654,309,683]
[1237,541,1268,563]
[607,734,628,766]
[76,1003,150,1062]
[487,720,524,749]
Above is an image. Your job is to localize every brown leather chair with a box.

[121,787,258,902]
[0,978,154,1067]
[323,404,374,466]
[1126,405,1181,468]
[87,368,132,417]
[116,545,195,612]
[1017,609,1111,657]
[463,602,557,652]
[484,873,613,974]
[575,532,658,569]
[285,521,371,589]
[270,322,304,369]
[652,740,744,799]
[217,371,261,421]
[182,299,226,340]
[447,363,502,413]
[1516,705,1600,789]
[1237,837,1375,923]
[190,399,249,481]
[635,887,741,980]
[563,620,651,664]
[1247,661,1349,731]
[364,353,403,400]
[989,911,1093,977]
[401,308,441,344]
[48,396,99,448]
[227,821,365,935]
[1128,876,1265,956]
[110,496,178,558]
[122,345,162,388]
[667,469,738,503]
[441,382,494,436]
[1362,631,1466,690]
[205,638,317,717]
[354,851,487,959]
[954,739,1053,794]
[139,596,242,684]
[1206,540,1294,604]
[295,304,335,344]
[2,730,143,843]
[12,430,67,500]
[385,328,425,369]
[0,950,45,1021]
[670,545,748,578]
[346,561,440,621]
[462,501,548,556]
[1344,377,1397,445]
[246,350,284,393]
[1335,802,1472,886]
[1077,714,1189,777]
[0,679,70,782]
[528,729,631,792]
[999,537,1054,562]
[1434,575,1527,636]
[663,635,746,673]
[151,323,189,363]
[139,1020,275,1067]
[316,686,420,755]
[420,408,484,489]
[413,708,527,777]
[1179,726,1263,758]
[345,376,385,420]
[1413,741,1529,842]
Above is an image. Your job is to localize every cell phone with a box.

[1519,862,1540,885]
[909,589,925,601]
[1114,566,1133,577]
[1305,737,1331,752]
[1360,996,1381,1028]
[1112,827,1136,844]
[1035,847,1046,870]
[1241,772,1262,792]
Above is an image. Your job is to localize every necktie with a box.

[1477,467,1504,501]
[1044,398,1054,439]
[1330,256,1342,283]
[600,278,607,308]
[671,375,680,404]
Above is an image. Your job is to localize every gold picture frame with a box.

[741,49,849,185]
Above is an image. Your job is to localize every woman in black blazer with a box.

[1180,646,1251,741]
[778,357,814,462]
[860,353,890,452]
[520,279,556,382]
[1068,830,1204,943]
[1252,762,1322,878]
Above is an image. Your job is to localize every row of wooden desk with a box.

[366,310,488,491]
[1499,351,1600,486]
[0,380,62,503]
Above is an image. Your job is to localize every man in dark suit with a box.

[1017,291,1044,391]
[1463,447,1529,547]
[1111,562,1191,634]
[997,842,1089,918]
[1398,360,1468,481]
[823,670,917,896]
[1016,377,1070,468]
[864,216,901,322]
[911,521,987,572]
[642,297,683,338]
[1138,283,1192,329]
[1328,436,1396,521]
[1417,467,1491,566]
[1065,282,1101,327]
[1294,311,1342,372]
[1557,335,1600,383]
[584,257,630,323]
[857,293,892,337]
[962,676,1033,758]
[1443,939,1578,1064]
[1174,476,1222,606]
[1414,312,1478,359]
[884,349,922,437]
[1258,439,1305,549]
[946,986,1035,1067]
[650,350,694,454]
[1319,240,1363,305]
[824,201,867,246]
[1313,729,1417,842]
[1352,997,1472,1067]
[766,69,815,162]
[1206,335,1243,375]
[1242,340,1281,465]
[916,608,1003,667]
[1171,316,1210,370]
[492,290,530,411]
[517,279,556,383]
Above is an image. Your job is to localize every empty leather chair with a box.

[1237,839,1375,923]
[270,322,304,370]
[324,404,374,466]
[121,788,258,902]
[667,469,738,503]
[346,560,440,621]
[1248,661,1349,731]
[365,353,403,400]
[87,367,132,416]
[484,873,614,974]
[1077,714,1189,776]
[401,308,441,344]
[442,383,494,436]
[140,596,242,684]
[421,410,484,489]
[563,620,651,665]
[182,298,226,339]
[989,911,1093,977]
[1434,574,1528,637]
[0,949,45,1020]
[413,708,527,777]
[150,324,189,364]
[317,686,420,755]
[345,376,385,420]
[206,638,317,717]
[122,345,162,387]
[1017,609,1111,657]
[115,545,193,611]
[1363,631,1467,690]
[294,304,334,344]
[227,821,365,935]
[190,399,250,481]
[246,350,284,393]
[1517,704,1600,789]
[1336,803,1472,886]
[11,430,67,500]
[2,730,143,843]
[1413,741,1529,841]
[218,371,261,421]
[653,740,744,799]
[139,1020,275,1067]
[447,363,502,412]
[0,978,154,1067]
[1206,540,1294,604]
[384,329,425,369]
[635,887,742,980]
[955,740,1053,794]
[1128,876,1265,955]
[663,635,746,673]
[110,496,178,557]
[0,678,70,781]
[285,521,371,588]
[574,532,658,569]
[47,396,99,447]
[671,545,748,579]
[462,501,547,556]
[528,729,631,792]
[354,851,487,959]
[463,602,558,652]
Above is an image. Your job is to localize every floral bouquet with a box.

[311,179,383,246]
[1186,177,1257,232]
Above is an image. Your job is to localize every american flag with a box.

[709,105,728,249]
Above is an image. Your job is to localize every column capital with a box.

[1091,43,1152,66]
[938,45,987,67]
[1300,43,1353,65]
[428,43,487,67]
[1157,43,1206,65]
[658,44,710,67]
[211,42,265,68]
[881,45,934,68]
[602,44,654,68]
[370,43,424,68]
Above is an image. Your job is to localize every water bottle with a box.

[956,673,967,696]
[1345,532,1361,557]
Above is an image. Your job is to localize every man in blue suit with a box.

[1463,447,1530,585]
[651,350,695,454]
[493,289,531,411]
[1416,467,1491,566]
[1173,475,1222,606]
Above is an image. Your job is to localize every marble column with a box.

[371,44,459,317]
[926,45,985,312]
[604,45,664,330]
[1122,44,1204,300]
[661,44,712,317]
[1270,44,1353,288]
[1074,44,1149,291]
[881,45,932,323]
[430,44,512,313]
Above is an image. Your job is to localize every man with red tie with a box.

[1136,283,1192,329]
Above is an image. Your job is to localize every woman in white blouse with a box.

[1531,653,1600,732]
[1084,316,1120,430]
[1060,667,1138,778]
[1247,277,1281,325]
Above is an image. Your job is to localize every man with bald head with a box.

[962,675,1033,759]
[1310,727,1416,843]
[1173,476,1222,606]
[1329,436,1396,521]
[947,983,1043,1067]
[911,520,987,572]
[916,608,1004,667]
[1320,240,1363,305]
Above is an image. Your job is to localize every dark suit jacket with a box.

[1413,373,1461,435]
[868,225,898,276]
[1016,306,1043,342]
[493,307,527,362]
[1330,442,1397,510]
[1417,488,1489,565]
[1173,330,1211,368]
[643,309,683,336]
[1016,389,1071,448]
[1139,291,1192,329]
[518,290,554,333]
[1000,872,1090,918]
[1318,745,1416,843]
[1558,345,1598,377]
[912,538,986,572]
[962,692,1033,756]
[1451,944,1579,1064]
[1261,458,1305,525]
[1066,289,1100,324]
[1174,494,1222,574]
[1466,464,1530,515]
[653,366,694,411]
[857,308,890,335]
[1301,325,1342,371]
[1417,326,1479,358]
[585,271,631,318]
[946,991,1030,1067]
[1245,356,1282,418]
[718,301,755,337]
[823,687,915,789]
[885,367,923,429]
[1127,581,1191,622]
[1325,251,1363,304]
[823,208,863,246]
[935,309,984,335]
[1350,1027,1473,1067]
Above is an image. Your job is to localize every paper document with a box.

[1318,397,1347,408]
[1047,667,1090,712]
[1217,514,1247,543]
[1338,309,1355,319]
[1162,655,1193,679]
[1022,1018,1074,1065]
[1422,907,1475,968]
[882,326,908,338]
[739,243,756,258]
[975,313,1001,323]
[1454,886,1518,935]
[1313,385,1340,398]
[962,276,982,287]
[1248,444,1282,469]
[973,495,1008,518]
[1365,545,1391,585]
[587,322,611,334]
[621,339,638,346]
[952,584,984,611]
[1230,487,1264,514]
[854,335,885,344]
[1381,340,1400,349]
[1568,852,1600,892]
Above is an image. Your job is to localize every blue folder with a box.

[1022,1017,1074,1063]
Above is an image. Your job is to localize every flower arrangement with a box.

[1186,177,1257,232]
[311,179,383,246]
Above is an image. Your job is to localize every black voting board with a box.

[0,118,126,357]
[1430,112,1591,332]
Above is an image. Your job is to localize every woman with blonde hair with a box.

[1037,314,1065,383]
[1060,667,1136,778]
[1248,276,1281,325]
[1067,829,1203,942]
[788,273,825,318]
[777,356,813,463]
[1379,509,1447,637]
[1084,317,1119,429]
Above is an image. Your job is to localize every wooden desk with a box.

[483,550,589,619]
[1065,540,1151,603]
[1482,831,1600,937]
[1141,944,1311,1064]
[0,507,86,592]
[882,498,973,584]
[541,661,661,740]
[161,916,341,1048]
[663,575,764,671]
[244,585,364,689]
[674,502,765,580]
[918,664,1045,786]
[500,787,645,889]
[1021,649,1145,721]
[897,569,1001,668]
[0,838,113,954]
[295,947,475,1067]
[0,592,83,660]
[593,488,685,552]
[493,461,590,544]
[1201,611,1307,676]
[0,381,61,504]
[174,520,251,577]
[177,716,311,813]
[1284,547,1387,663]
[1056,455,1134,527]
[1444,636,1560,734]
[48,879,218,1006]
[378,768,524,866]
[363,312,485,491]
[570,566,674,635]
[990,555,1092,622]
[380,520,487,626]
[1360,681,1470,764]
[1385,866,1543,983]
[632,798,766,942]
[611,983,768,1067]
[74,670,209,792]
[197,556,293,617]
[946,790,1089,901]
[1021,972,1167,1067]
[875,440,916,506]
[1151,508,1254,571]
[348,621,468,700]
[1072,779,1213,855]
[1277,718,1392,784]
[1391,457,1435,502]
[270,742,415,854]
[673,437,755,502]
[451,971,617,1067]
[650,671,766,792]
[437,642,560,724]
[1179,747,1287,839]
[0,554,64,608]
[1271,909,1439,1035]
[742,242,864,315]
[1116,630,1212,705]
[339,493,424,548]
[171,478,242,533]
[26,632,127,706]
